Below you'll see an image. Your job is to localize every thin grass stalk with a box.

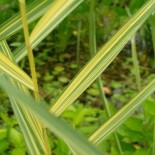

[19,1,50,154]
[88,0,107,114]
[88,0,106,125]
[89,0,96,56]
[131,35,142,91]
[89,1,123,154]
[126,7,141,91]
[97,79,123,154]
[88,79,155,145]
[19,0,39,100]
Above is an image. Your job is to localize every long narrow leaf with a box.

[19,0,40,101]
[50,0,155,116]
[19,1,51,153]
[0,77,102,155]
[89,1,123,154]
[0,52,33,90]
[0,0,54,41]
[14,0,84,63]
[89,79,155,145]
[0,41,49,155]
[131,35,141,90]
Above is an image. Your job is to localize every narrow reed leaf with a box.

[131,35,141,90]
[19,1,51,154]
[0,41,48,155]
[50,0,155,116]
[126,8,141,91]
[89,79,155,145]
[0,0,54,41]
[30,0,83,45]
[0,77,102,155]
[19,0,40,101]
[89,1,123,154]
[89,0,96,55]
[0,52,33,90]
[14,0,84,63]
[9,95,45,155]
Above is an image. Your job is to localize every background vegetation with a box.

[0,0,155,155]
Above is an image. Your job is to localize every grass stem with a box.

[131,35,142,91]
[19,0,51,154]
[126,7,141,91]
[89,1,123,154]
[19,0,39,101]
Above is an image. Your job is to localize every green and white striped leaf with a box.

[0,52,33,90]
[0,77,102,155]
[50,0,155,116]
[0,0,54,41]
[0,41,49,155]
[88,79,155,145]
[14,0,84,63]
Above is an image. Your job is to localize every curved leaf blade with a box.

[14,0,83,63]
[0,77,102,155]
[0,0,54,41]
[88,79,155,144]
[0,41,48,155]
[50,0,155,116]
[0,52,33,90]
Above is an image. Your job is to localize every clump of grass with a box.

[0,0,155,154]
